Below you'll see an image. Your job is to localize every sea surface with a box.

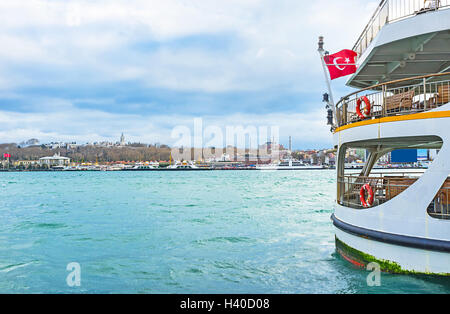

[0,170,449,294]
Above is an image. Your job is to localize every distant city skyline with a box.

[5,133,333,151]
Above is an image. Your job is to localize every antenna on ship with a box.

[318,36,337,131]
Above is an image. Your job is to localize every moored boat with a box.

[256,159,324,170]
[168,161,199,169]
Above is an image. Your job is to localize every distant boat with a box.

[168,161,199,169]
[256,159,324,170]
[131,165,156,170]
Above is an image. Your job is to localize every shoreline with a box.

[0,168,331,172]
[0,167,430,173]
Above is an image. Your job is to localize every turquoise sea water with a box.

[0,170,449,294]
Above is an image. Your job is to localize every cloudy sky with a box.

[0,0,378,149]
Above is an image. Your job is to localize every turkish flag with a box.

[324,49,358,80]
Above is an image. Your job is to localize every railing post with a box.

[343,102,348,125]
[423,77,427,110]
[382,84,387,116]
[387,0,390,22]
[337,106,341,126]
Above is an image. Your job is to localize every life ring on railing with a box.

[359,184,374,208]
[356,96,371,119]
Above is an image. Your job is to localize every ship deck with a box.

[335,72,450,132]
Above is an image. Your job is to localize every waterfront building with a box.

[14,160,39,168]
[39,153,70,168]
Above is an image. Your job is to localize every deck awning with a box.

[347,9,450,89]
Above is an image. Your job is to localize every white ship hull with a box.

[334,227,449,275]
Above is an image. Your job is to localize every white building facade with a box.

[39,153,70,167]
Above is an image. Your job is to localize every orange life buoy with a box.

[359,184,374,208]
[356,96,371,119]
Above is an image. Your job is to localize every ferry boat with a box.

[131,165,156,170]
[256,159,324,170]
[322,0,450,275]
[168,161,199,169]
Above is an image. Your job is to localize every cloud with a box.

[0,0,378,148]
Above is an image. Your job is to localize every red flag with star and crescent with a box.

[324,49,358,80]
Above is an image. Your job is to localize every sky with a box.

[0,0,379,149]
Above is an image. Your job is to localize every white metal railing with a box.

[338,174,450,219]
[338,174,419,208]
[354,0,450,56]
[336,72,450,127]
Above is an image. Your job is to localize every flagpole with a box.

[318,36,336,127]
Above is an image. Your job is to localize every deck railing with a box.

[338,174,450,219]
[354,0,450,56]
[336,72,450,128]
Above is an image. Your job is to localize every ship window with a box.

[337,136,443,210]
[427,174,450,220]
